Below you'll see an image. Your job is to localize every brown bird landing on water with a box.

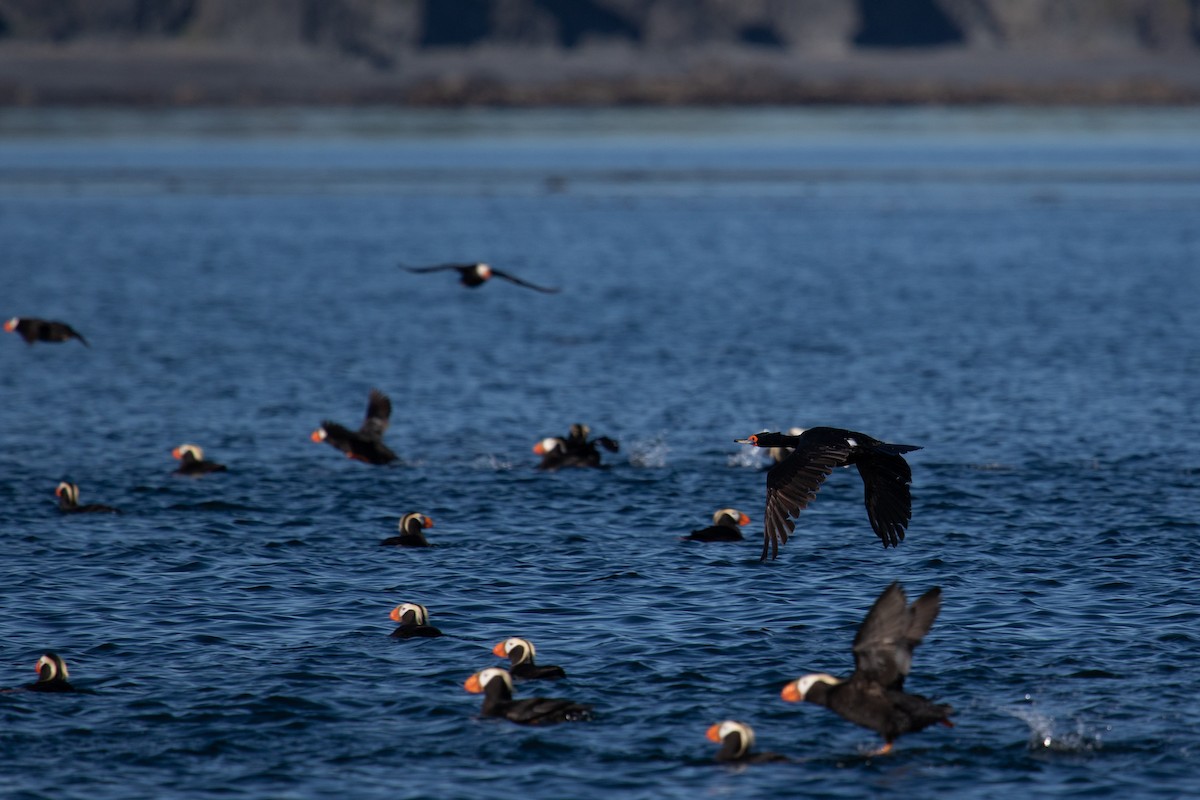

[5,317,89,346]
[311,389,398,465]
[735,428,921,560]
[780,582,953,755]
[402,262,560,293]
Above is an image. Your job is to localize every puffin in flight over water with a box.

[780,582,953,755]
[5,317,89,346]
[735,427,921,560]
[402,262,560,293]
[311,389,398,465]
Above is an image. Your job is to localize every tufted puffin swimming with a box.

[28,653,77,692]
[684,508,750,542]
[706,720,789,764]
[735,428,921,560]
[402,262,560,293]
[389,603,443,638]
[381,512,434,547]
[4,317,89,347]
[464,667,591,725]
[55,482,121,514]
[780,582,953,755]
[171,444,227,475]
[492,637,566,680]
[534,424,619,470]
[311,389,398,465]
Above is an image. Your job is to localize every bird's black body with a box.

[312,389,398,465]
[28,653,77,692]
[493,638,567,680]
[403,262,560,293]
[467,669,591,725]
[781,582,953,751]
[390,624,443,639]
[381,512,433,547]
[5,317,89,347]
[736,427,921,560]
[55,482,120,514]
[535,424,619,470]
[685,508,749,542]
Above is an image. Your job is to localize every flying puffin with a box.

[491,637,566,680]
[55,482,120,514]
[780,582,953,755]
[705,720,789,764]
[311,389,398,465]
[381,513,434,547]
[389,603,443,638]
[402,262,560,293]
[171,444,227,475]
[4,317,89,346]
[684,508,750,542]
[463,667,591,725]
[735,428,921,560]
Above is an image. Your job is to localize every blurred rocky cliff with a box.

[1,0,1198,105]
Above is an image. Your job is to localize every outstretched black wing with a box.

[359,389,392,439]
[491,269,560,294]
[855,451,915,548]
[761,441,851,560]
[852,582,941,690]
[401,263,472,274]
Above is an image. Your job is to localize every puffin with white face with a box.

[705,720,789,764]
[463,667,591,725]
[533,428,618,470]
[402,262,560,293]
[684,508,750,542]
[55,482,121,514]
[4,317,89,346]
[381,513,434,547]
[780,582,953,755]
[28,653,76,692]
[735,427,922,560]
[389,603,442,638]
[311,389,398,465]
[491,637,566,680]
[171,444,227,475]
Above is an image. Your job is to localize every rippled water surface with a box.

[1,107,1198,799]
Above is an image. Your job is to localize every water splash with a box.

[1009,697,1104,754]
[626,436,669,468]
[726,445,767,470]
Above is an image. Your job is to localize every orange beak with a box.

[705,723,722,743]
[389,606,402,622]
[423,517,434,529]
[54,485,64,498]
[781,681,803,703]
[533,442,545,455]
[738,513,751,526]
[171,446,183,460]
[310,430,324,443]
[492,641,507,657]
[464,674,483,693]
[4,319,16,332]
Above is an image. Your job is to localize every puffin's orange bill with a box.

[389,606,403,622]
[705,723,722,742]
[464,674,483,693]
[492,641,507,657]
[3,319,16,332]
[781,682,802,702]
[171,447,184,459]
[54,485,65,497]
[423,517,434,528]
[532,442,545,455]
[737,513,751,526]
[310,430,324,443]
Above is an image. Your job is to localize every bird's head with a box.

[54,482,79,504]
[533,437,565,456]
[310,427,328,443]
[464,667,512,695]
[36,653,69,682]
[781,673,841,703]
[735,431,795,448]
[389,602,430,625]
[399,512,433,534]
[492,637,536,665]
[713,508,750,527]
[3,318,18,333]
[475,263,493,280]
[172,444,204,461]
[706,720,755,756]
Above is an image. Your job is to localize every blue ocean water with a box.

[1,107,1198,799]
